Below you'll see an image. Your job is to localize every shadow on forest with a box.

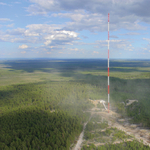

[60,71,150,105]
[0,108,79,149]
[0,82,46,107]
[1,59,150,105]
[1,59,150,108]
[1,59,150,73]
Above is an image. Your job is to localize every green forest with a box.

[0,81,93,149]
[0,59,150,149]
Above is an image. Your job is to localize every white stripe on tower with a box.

[108,13,110,113]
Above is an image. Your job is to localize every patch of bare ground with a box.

[74,105,150,149]
[99,111,150,146]
[99,110,150,147]
[72,116,92,150]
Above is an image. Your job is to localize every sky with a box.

[0,0,150,59]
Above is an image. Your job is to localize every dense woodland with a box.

[126,101,150,127]
[0,81,93,149]
[1,59,150,149]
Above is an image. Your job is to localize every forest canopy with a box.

[1,59,150,149]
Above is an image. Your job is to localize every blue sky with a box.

[0,0,150,59]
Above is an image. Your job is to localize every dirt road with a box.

[73,116,92,150]
[73,122,87,150]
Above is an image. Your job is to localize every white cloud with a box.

[0,18,13,22]
[129,49,133,51]
[27,0,149,32]
[120,32,140,35]
[12,2,21,4]
[21,51,26,54]
[0,2,7,5]
[52,10,146,32]
[70,48,79,51]
[0,32,12,41]
[143,38,150,42]
[28,0,141,14]
[47,52,51,54]
[43,29,79,46]
[1,24,80,53]
[93,51,99,54]
[96,39,133,51]
[54,11,106,32]
[7,28,25,35]
[27,0,61,15]
[24,30,39,36]
[19,44,28,49]
[6,24,14,28]
[110,35,118,38]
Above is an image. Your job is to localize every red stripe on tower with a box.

[108,13,110,113]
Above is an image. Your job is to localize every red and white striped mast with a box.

[108,13,110,113]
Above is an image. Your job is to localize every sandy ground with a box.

[73,107,150,149]
[73,122,87,150]
[73,116,92,150]
[93,110,150,147]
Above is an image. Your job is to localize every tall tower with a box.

[108,13,110,113]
